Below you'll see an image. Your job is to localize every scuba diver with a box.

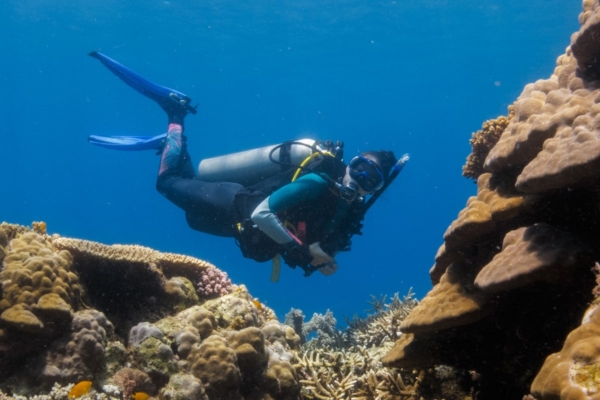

[88,52,409,280]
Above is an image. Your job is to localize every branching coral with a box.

[196,268,232,298]
[293,292,423,399]
[463,106,514,181]
[347,291,419,349]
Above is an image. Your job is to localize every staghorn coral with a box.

[348,291,418,350]
[295,346,427,400]
[303,310,341,349]
[463,106,515,181]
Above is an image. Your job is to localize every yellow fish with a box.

[68,381,92,399]
[131,392,150,400]
[252,299,263,311]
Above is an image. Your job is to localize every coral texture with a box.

[463,106,515,180]
[196,268,232,298]
[383,1,600,398]
[0,232,79,335]
[531,301,600,399]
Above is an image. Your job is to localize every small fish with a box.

[68,381,92,399]
[131,392,150,400]
[252,299,263,311]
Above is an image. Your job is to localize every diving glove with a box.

[281,241,313,268]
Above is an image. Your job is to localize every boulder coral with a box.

[383,1,600,398]
[0,232,79,334]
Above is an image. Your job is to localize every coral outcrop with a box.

[0,223,472,399]
[0,224,302,399]
[384,1,600,398]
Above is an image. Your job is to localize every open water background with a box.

[2,0,580,326]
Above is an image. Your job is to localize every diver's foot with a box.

[89,51,198,124]
[159,93,193,125]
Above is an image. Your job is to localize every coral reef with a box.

[384,1,600,398]
[463,106,515,180]
[0,230,457,400]
[7,4,600,398]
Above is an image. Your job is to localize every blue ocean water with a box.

[2,0,580,326]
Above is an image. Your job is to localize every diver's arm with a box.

[250,174,328,245]
[251,174,336,267]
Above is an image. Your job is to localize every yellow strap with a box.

[291,150,335,182]
[270,254,281,283]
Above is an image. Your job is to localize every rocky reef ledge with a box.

[1,222,463,400]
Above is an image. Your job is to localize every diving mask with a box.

[348,155,385,192]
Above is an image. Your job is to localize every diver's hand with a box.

[319,261,338,276]
[309,242,334,266]
[309,243,338,275]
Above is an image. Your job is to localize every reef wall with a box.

[383,0,600,398]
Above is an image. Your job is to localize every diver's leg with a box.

[156,124,242,237]
[158,123,193,177]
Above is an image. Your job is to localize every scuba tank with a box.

[198,139,330,187]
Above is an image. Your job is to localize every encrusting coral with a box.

[383,1,600,398]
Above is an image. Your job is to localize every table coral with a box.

[49,236,230,336]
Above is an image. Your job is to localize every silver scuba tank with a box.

[197,139,319,187]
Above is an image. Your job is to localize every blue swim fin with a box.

[88,133,167,151]
[89,51,197,115]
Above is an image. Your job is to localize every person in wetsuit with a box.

[89,52,400,276]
